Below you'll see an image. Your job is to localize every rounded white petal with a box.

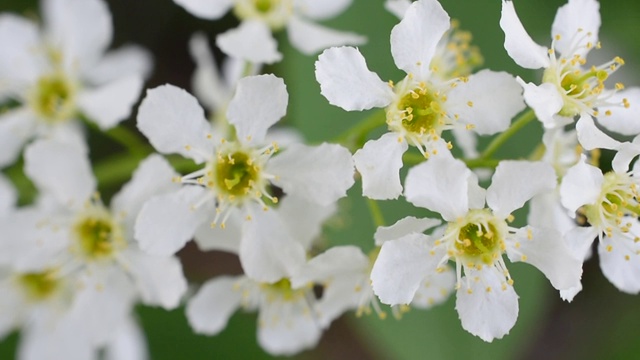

[599,230,640,294]
[226,74,287,145]
[404,155,471,221]
[564,225,598,262]
[137,84,213,163]
[134,186,210,255]
[467,172,487,210]
[43,0,112,71]
[240,208,307,283]
[47,121,88,154]
[597,88,640,136]
[559,157,603,213]
[292,245,369,287]
[267,142,355,206]
[612,141,640,174]
[0,14,42,87]
[121,250,187,309]
[189,32,229,111]
[390,0,450,78]
[85,45,153,85]
[528,192,577,236]
[277,195,337,250]
[455,267,519,342]
[193,211,242,253]
[257,298,321,356]
[315,46,394,111]
[103,316,149,360]
[384,0,411,19]
[295,0,352,20]
[0,107,36,167]
[410,266,455,309]
[186,276,244,335]
[551,0,600,57]
[517,79,564,128]
[174,0,233,19]
[216,21,282,64]
[371,233,437,305]
[499,1,549,69]
[353,133,408,200]
[0,174,16,216]
[287,16,366,56]
[78,75,143,130]
[374,216,441,246]
[576,115,620,151]
[507,227,582,291]
[447,70,525,135]
[24,139,95,207]
[486,160,556,218]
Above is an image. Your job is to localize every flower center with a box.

[214,151,259,197]
[234,0,292,30]
[18,270,60,301]
[262,278,306,301]
[72,205,124,260]
[28,73,76,122]
[581,172,640,235]
[445,209,507,265]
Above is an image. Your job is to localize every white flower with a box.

[560,145,640,294]
[316,0,524,200]
[370,154,582,341]
[500,0,640,138]
[0,174,16,217]
[0,0,150,167]
[135,75,354,268]
[173,0,365,59]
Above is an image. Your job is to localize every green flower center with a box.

[19,270,60,301]
[255,0,275,13]
[215,151,260,197]
[29,73,76,122]
[73,209,122,260]
[397,85,444,136]
[447,209,506,265]
[234,0,291,30]
[262,278,306,301]
[582,172,640,233]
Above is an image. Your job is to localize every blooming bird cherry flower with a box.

[370,154,582,341]
[0,0,150,168]
[500,0,640,141]
[316,0,524,200]
[560,143,640,294]
[135,74,355,278]
[173,0,366,60]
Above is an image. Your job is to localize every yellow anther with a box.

[606,245,613,252]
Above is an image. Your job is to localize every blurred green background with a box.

[2,0,640,359]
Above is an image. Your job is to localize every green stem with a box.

[480,109,536,159]
[334,110,387,150]
[366,198,385,228]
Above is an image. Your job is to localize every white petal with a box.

[103,316,149,360]
[0,281,23,339]
[0,14,42,87]
[599,226,640,294]
[597,88,640,136]
[137,84,213,163]
[186,276,243,335]
[189,32,229,111]
[455,267,519,342]
[499,1,549,69]
[612,141,640,174]
[226,74,287,145]
[507,227,582,291]
[111,154,180,223]
[384,0,412,19]
[517,79,564,128]
[564,225,598,262]
[173,0,233,19]
[277,195,336,250]
[390,0,450,78]
[374,216,441,246]
[287,16,366,56]
[194,210,242,253]
[467,172,487,210]
[0,107,36,167]
[292,245,369,287]
[294,0,352,20]
[268,143,355,206]
[46,121,88,154]
[370,233,437,305]
[43,0,112,71]
[85,45,153,85]
[134,186,210,255]
[559,157,603,213]
[551,0,600,57]
[314,274,366,327]
[448,70,525,135]
[452,128,479,159]
[240,208,307,282]
[315,46,394,111]
[353,133,408,200]
[410,266,455,309]
[575,115,620,151]
[24,139,95,207]
[78,75,143,130]
[528,192,577,236]
[216,21,282,64]
[0,174,16,216]
[486,161,556,218]
[404,155,471,221]
[257,298,321,356]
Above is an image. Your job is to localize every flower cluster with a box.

[1,0,640,357]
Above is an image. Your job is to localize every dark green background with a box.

[2,0,640,358]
